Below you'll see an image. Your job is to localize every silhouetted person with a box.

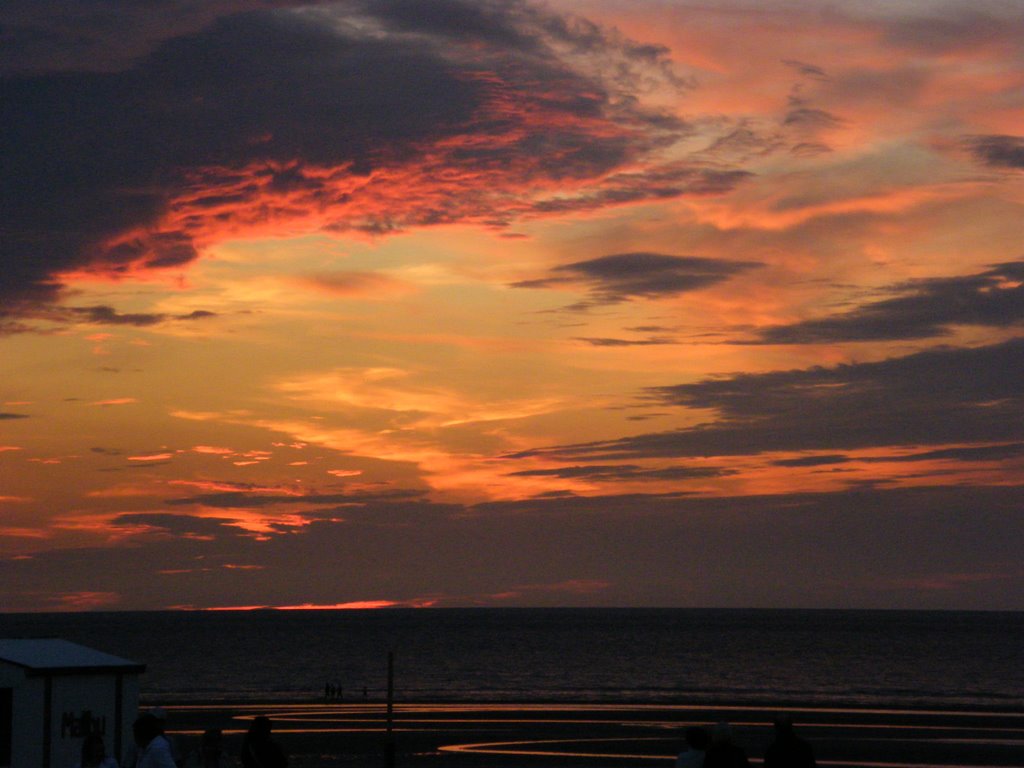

[150,707,184,767]
[241,716,287,768]
[133,714,177,768]
[764,716,816,768]
[76,732,118,768]
[703,723,750,768]
[676,725,709,768]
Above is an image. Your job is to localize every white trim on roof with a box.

[0,638,143,672]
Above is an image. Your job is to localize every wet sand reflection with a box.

[162,701,1024,768]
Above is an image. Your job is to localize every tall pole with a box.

[385,650,395,768]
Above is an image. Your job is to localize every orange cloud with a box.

[128,452,174,462]
[327,469,363,478]
[0,526,51,539]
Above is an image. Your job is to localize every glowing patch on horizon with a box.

[46,591,121,611]
[0,526,51,539]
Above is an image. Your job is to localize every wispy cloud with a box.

[518,339,1024,460]
[964,135,1024,170]
[512,252,760,309]
[753,261,1024,343]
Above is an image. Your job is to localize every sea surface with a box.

[2,608,1022,710]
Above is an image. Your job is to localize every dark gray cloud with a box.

[772,443,1024,467]
[772,455,851,467]
[965,135,1024,170]
[51,305,218,327]
[514,339,1024,460]
[574,336,676,347]
[0,1,313,76]
[507,464,731,481]
[1,0,711,315]
[755,261,1024,343]
[887,443,1024,463]
[0,412,30,420]
[781,59,828,80]
[513,252,760,308]
[1,8,480,307]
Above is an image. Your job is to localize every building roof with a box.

[0,638,145,676]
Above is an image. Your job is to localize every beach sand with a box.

[158,700,1024,768]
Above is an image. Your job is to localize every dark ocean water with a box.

[2,608,1022,709]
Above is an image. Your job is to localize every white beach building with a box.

[0,639,144,768]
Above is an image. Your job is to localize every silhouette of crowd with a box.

[677,717,816,768]
[110,708,286,768]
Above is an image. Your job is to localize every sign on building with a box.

[0,639,144,768]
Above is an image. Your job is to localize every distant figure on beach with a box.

[764,716,816,768]
[676,725,709,768]
[75,732,119,768]
[132,713,178,768]
[703,723,750,768]
[241,716,287,768]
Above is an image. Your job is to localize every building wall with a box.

[11,677,44,768]
[48,674,139,768]
[0,665,139,768]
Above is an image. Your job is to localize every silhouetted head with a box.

[684,726,709,750]
[81,733,107,766]
[248,715,273,741]
[133,713,161,747]
[774,715,795,737]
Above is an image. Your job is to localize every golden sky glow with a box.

[1,0,1023,611]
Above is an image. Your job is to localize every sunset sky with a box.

[2,0,1023,612]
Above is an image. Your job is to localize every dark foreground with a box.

[161,700,1024,768]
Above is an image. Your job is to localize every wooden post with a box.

[385,651,395,768]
